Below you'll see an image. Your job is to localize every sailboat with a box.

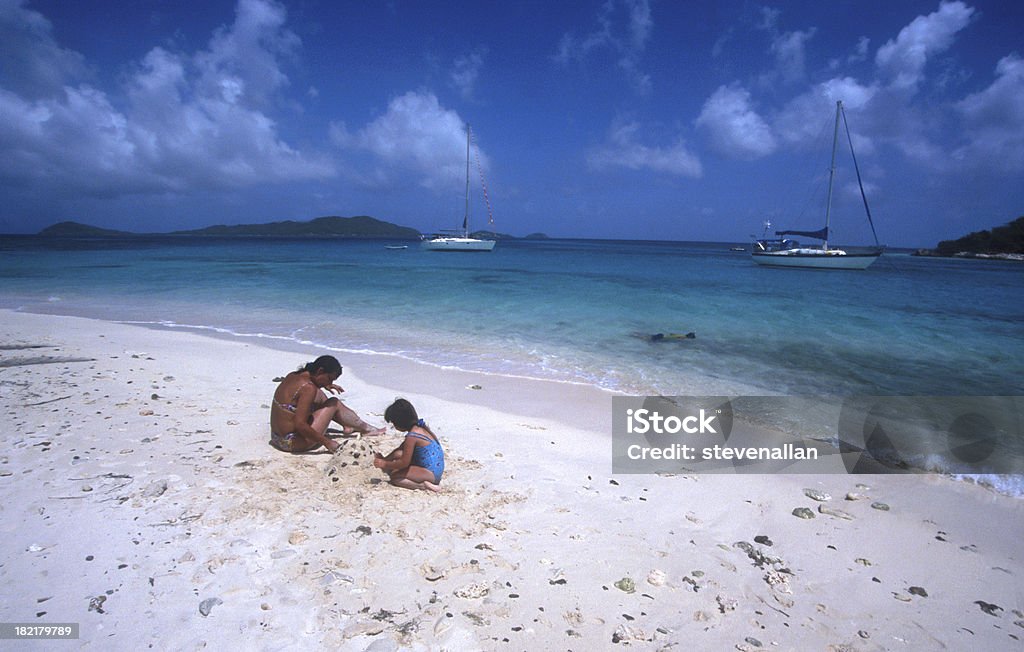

[752,101,883,270]
[421,124,496,252]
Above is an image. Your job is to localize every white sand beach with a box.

[1,309,1022,650]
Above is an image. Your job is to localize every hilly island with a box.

[35,216,539,241]
[38,216,422,239]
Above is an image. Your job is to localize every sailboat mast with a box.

[463,124,471,237]
[823,100,841,252]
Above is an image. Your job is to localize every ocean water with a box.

[2,236,1023,491]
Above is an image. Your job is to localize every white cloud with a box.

[853,36,870,62]
[770,28,816,84]
[450,48,486,100]
[758,7,780,32]
[696,85,777,159]
[875,1,974,91]
[763,6,1019,177]
[0,0,333,201]
[829,36,871,71]
[194,0,300,107]
[773,78,877,148]
[328,120,352,147]
[953,54,1024,171]
[0,0,89,98]
[753,7,815,86]
[588,121,702,177]
[0,85,148,196]
[555,0,653,95]
[348,91,479,190]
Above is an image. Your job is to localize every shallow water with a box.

[3,235,1022,491]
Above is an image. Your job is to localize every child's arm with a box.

[380,445,403,461]
[373,436,416,472]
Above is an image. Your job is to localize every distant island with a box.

[913,216,1024,261]
[36,217,551,241]
[39,216,421,239]
[38,222,136,237]
[467,230,549,240]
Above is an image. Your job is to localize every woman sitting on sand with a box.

[270,355,383,453]
[373,399,444,492]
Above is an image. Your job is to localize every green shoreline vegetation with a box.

[914,215,1024,260]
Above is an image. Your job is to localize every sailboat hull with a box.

[421,237,496,251]
[751,249,881,269]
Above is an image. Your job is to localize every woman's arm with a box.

[292,383,337,451]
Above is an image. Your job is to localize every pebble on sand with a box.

[453,583,489,599]
[817,504,854,520]
[803,488,831,502]
[199,597,223,617]
[646,570,666,586]
[614,577,636,594]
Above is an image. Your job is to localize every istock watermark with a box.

[625,407,719,435]
[611,396,1024,475]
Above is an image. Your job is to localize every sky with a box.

[1,0,1023,246]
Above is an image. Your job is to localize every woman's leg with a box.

[317,396,384,436]
[271,431,326,454]
[308,407,343,452]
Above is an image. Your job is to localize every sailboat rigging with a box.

[752,101,884,270]
[421,124,496,252]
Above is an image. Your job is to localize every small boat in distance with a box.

[752,101,883,270]
[384,245,408,250]
[422,124,496,252]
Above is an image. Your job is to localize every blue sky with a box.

[2,0,1022,246]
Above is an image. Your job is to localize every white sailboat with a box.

[752,101,883,270]
[422,125,496,252]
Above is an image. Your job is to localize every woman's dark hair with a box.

[299,355,342,376]
[385,398,426,433]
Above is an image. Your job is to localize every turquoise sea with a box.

[2,236,1022,490]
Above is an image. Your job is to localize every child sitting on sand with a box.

[373,399,444,492]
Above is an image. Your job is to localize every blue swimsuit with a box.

[409,431,444,484]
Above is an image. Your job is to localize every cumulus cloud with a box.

[696,85,777,159]
[875,1,974,91]
[587,121,702,177]
[555,0,653,95]
[720,3,1022,180]
[345,91,479,190]
[194,0,300,108]
[773,78,877,148]
[0,0,333,202]
[953,54,1024,171]
[0,85,149,197]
